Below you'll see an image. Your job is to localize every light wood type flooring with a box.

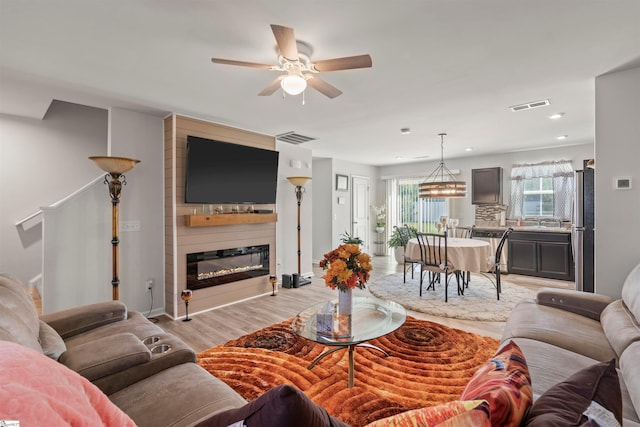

[155,256,574,353]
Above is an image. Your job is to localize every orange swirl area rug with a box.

[198,316,499,427]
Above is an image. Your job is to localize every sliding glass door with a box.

[391,178,448,233]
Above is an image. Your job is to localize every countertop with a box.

[473,225,571,234]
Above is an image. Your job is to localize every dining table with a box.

[405,237,492,273]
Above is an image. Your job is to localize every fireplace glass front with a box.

[186,245,269,290]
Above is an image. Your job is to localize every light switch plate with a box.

[120,220,141,232]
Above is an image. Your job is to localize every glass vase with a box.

[338,288,353,315]
[336,288,353,337]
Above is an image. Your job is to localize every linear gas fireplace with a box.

[186,245,270,290]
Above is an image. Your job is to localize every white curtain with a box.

[508,160,574,220]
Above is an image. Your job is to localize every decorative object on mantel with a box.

[286,177,312,286]
[89,155,140,300]
[180,289,192,321]
[320,243,372,336]
[419,133,467,198]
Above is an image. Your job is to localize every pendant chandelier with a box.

[419,133,467,198]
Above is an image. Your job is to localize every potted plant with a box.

[340,231,364,245]
[387,225,417,264]
[371,205,387,234]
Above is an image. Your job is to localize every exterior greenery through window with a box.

[508,160,574,221]
[388,178,448,233]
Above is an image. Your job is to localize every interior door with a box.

[351,175,370,253]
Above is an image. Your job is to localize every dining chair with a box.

[415,232,462,302]
[486,227,513,300]
[447,225,475,287]
[394,225,418,283]
[447,225,475,239]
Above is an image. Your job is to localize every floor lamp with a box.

[287,176,312,286]
[90,156,140,300]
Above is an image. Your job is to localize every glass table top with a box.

[291,296,407,346]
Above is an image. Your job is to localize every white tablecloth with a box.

[406,237,492,273]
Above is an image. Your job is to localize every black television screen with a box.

[184,135,279,204]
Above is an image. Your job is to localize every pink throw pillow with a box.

[0,340,135,427]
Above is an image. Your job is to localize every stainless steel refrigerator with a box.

[572,162,595,292]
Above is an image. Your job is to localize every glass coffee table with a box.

[291,296,406,388]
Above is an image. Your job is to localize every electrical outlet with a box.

[146,279,154,291]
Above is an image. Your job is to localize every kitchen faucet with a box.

[537,218,542,226]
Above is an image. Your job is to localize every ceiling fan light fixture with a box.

[281,74,307,95]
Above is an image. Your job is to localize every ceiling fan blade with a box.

[270,24,298,61]
[312,54,373,72]
[306,76,342,98]
[211,58,275,70]
[258,76,284,96]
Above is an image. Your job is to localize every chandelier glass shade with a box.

[419,133,467,199]
[281,74,307,95]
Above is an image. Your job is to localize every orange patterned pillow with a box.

[365,400,490,427]
[459,340,533,427]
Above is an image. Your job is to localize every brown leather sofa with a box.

[0,273,246,427]
[501,263,640,426]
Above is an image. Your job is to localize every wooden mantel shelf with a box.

[184,213,277,227]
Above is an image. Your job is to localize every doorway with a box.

[351,175,370,253]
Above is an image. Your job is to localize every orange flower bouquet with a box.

[319,243,373,292]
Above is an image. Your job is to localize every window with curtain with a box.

[508,160,574,221]
[386,177,448,233]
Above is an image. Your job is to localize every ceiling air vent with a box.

[509,99,550,112]
[276,131,316,145]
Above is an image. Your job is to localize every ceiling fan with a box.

[211,24,372,99]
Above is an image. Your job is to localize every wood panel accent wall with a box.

[164,114,276,319]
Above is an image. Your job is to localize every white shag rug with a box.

[367,272,536,322]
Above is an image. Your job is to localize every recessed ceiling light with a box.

[549,113,565,120]
[396,156,404,160]
[400,127,411,135]
[556,135,568,140]
[465,147,473,152]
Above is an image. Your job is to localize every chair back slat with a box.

[448,225,475,239]
[496,227,513,261]
[415,232,448,270]
[394,225,410,246]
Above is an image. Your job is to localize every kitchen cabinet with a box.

[471,167,502,204]
[508,231,574,280]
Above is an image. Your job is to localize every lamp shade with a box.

[281,75,307,95]
[287,176,312,187]
[419,181,467,198]
[89,156,140,174]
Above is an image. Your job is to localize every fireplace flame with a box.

[197,264,264,280]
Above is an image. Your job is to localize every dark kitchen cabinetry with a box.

[471,167,502,204]
[508,231,574,280]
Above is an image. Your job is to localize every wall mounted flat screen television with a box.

[184,135,279,204]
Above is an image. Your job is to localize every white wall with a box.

[311,158,333,262]
[595,65,640,298]
[378,143,594,227]
[310,158,380,260]
[275,141,313,279]
[0,101,108,285]
[42,180,110,313]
